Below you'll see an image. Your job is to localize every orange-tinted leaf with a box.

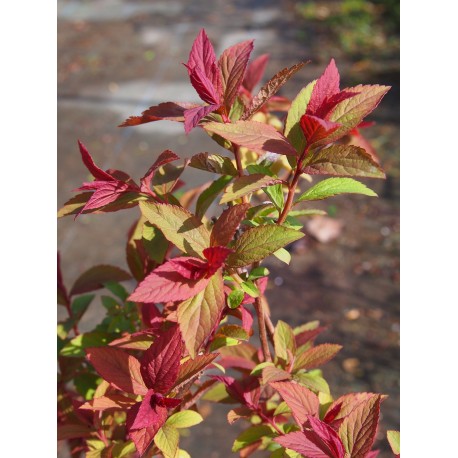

[211,203,250,247]
[80,394,137,411]
[242,62,306,120]
[338,394,382,458]
[293,344,342,372]
[86,346,148,395]
[174,353,218,389]
[271,381,319,426]
[57,423,93,441]
[204,120,297,156]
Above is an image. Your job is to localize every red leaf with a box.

[275,417,346,458]
[315,90,357,119]
[86,346,148,395]
[139,325,183,393]
[169,257,208,280]
[141,303,163,329]
[307,59,340,116]
[128,259,210,303]
[239,305,254,333]
[77,140,114,181]
[188,66,221,105]
[70,265,131,296]
[270,381,319,427]
[127,390,165,430]
[300,115,340,146]
[127,396,167,456]
[119,101,200,127]
[184,103,220,133]
[219,40,254,109]
[210,203,250,247]
[212,375,260,409]
[57,423,93,441]
[187,29,222,95]
[140,150,180,194]
[57,252,69,305]
[203,246,233,275]
[243,54,269,93]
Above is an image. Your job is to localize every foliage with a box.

[58,29,397,457]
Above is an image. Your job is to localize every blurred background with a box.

[58,0,399,456]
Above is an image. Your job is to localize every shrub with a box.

[58,29,398,458]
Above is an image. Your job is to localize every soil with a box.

[58,1,399,456]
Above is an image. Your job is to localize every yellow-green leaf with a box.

[154,425,179,458]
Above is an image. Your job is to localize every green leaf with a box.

[166,410,203,429]
[284,80,316,154]
[387,430,400,455]
[227,225,304,267]
[232,425,275,452]
[240,280,260,298]
[220,174,282,204]
[74,373,100,400]
[296,177,377,203]
[288,209,326,217]
[196,175,233,218]
[189,152,238,176]
[273,401,291,417]
[111,441,136,458]
[71,294,95,322]
[142,222,168,264]
[60,332,113,358]
[218,325,249,340]
[274,320,296,363]
[293,370,330,394]
[209,336,241,351]
[204,121,298,156]
[103,281,129,301]
[154,425,179,458]
[229,97,246,122]
[201,381,233,403]
[227,289,245,309]
[178,272,225,357]
[264,183,285,211]
[272,248,291,265]
[250,362,275,376]
[139,201,211,257]
[249,266,270,280]
[303,145,385,178]
[152,162,185,196]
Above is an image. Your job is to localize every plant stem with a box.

[254,295,272,362]
[276,146,310,225]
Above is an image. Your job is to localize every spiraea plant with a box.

[58,29,399,458]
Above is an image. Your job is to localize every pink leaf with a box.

[187,29,222,94]
[307,59,340,116]
[270,381,320,427]
[140,150,180,193]
[295,326,327,347]
[184,103,220,133]
[128,259,211,303]
[219,40,254,108]
[127,390,165,430]
[77,140,114,181]
[300,115,340,146]
[139,325,183,393]
[86,347,148,395]
[76,180,133,213]
[366,451,380,458]
[119,101,200,127]
[243,54,269,93]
